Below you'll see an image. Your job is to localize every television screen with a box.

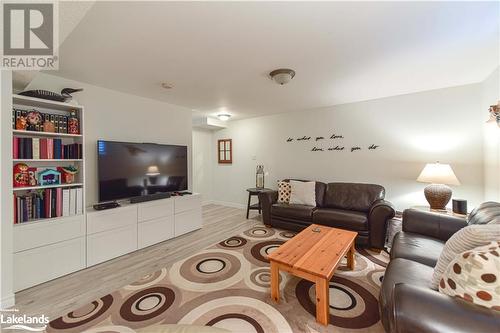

[97,140,188,202]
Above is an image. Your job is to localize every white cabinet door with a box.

[138,216,175,249]
[87,224,137,267]
[175,207,202,237]
[14,237,85,292]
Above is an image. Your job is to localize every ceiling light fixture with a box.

[217,114,231,121]
[269,68,295,85]
[161,82,173,89]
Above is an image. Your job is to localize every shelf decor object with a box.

[487,102,500,128]
[417,162,460,210]
[256,165,265,188]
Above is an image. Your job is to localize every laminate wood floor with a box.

[13,204,259,321]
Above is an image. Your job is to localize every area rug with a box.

[47,225,389,333]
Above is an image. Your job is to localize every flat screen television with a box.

[97,140,188,202]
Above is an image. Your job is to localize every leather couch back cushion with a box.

[323,183,385,212]
[282,179,326,207]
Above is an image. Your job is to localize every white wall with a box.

[26,73,193,205]
[482,67,500,201]
[210,83,485,211]
[1,70,15,308]
[192,129,213,203]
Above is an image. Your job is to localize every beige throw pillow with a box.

[277,181,291,204]
[431,224,500,289]
[289,180,316,206]
[439,241,500,310]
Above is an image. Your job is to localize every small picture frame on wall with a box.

[218,139,232,164]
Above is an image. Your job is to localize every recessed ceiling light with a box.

[269,68,295,85]
[161,82,173,89]
[217,114,231,121]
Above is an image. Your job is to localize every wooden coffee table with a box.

[268,224,357,326]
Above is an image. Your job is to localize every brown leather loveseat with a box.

[259,181,395,249]
[379,202,500,333]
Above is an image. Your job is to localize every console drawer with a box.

[138,198,174,222]
[174,194,202,214]
[87,205,137,235]
[87,224,137,266]
[138,215,174,249]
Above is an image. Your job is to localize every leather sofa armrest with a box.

[402,208,467,242]
[368,199,395,249]
[258,191,278,225]
[392,283,500,333]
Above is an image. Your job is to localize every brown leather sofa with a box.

[259,181,395,249]
[380,203,500,333]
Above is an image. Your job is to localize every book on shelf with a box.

[13,137,82,160]
[13,186,83,224]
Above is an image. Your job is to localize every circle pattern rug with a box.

[47,225,389,333]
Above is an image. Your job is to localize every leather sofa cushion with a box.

[281,179,326,207]
[379,258,435,331]
[390,232,444,267]
[271,204,315,221]
[313,208,368,231]
[323,182,385,212]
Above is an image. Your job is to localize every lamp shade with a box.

[417,163,460,185]
[146,165,160,176]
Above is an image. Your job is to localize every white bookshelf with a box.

[12,94,85,225]
[11,94,87,292]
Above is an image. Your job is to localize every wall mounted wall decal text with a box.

[328,146,345,151]
[351,146,361,152]
[368,144,379,150]
[330,134,344,139]
[315,136,324,141]
[287,138,294,142]
[297,136,311,141]
[311,147,324,151]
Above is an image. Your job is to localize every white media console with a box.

[13,194,202,291]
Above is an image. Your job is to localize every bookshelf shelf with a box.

[13,183,84,192]
[13,214,84,227]
[13,94,83,111]
[13,159,83,162]
[12,130,82,138]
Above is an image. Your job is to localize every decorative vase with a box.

[256,165,264,189]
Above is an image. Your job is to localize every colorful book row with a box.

[13,137,82,160]
[13,187,83,224]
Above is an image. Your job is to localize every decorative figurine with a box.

[15,116,27,130]
[26,110,42,131]
[43,120,55,132]
[28,167,38,186]
[68,110,79,134]
[58,166,78,184]
[38,169,61,186]
[13,163,29,187]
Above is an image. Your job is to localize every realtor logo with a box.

[1,1,58,69]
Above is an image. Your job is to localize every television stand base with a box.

[130,192,171,204]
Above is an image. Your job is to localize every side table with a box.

[246,188,272,219]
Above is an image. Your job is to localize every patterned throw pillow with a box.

[439,241,500,310]
[431,224,500,289]
[277,181,291,204]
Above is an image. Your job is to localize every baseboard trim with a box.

[1,293,15,308]
[211,200,246,210]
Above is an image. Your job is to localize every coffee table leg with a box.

[316,277,329,325]
[270,261,280,303]
[347,243,355,270]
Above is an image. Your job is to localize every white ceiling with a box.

[51,1,499,120]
